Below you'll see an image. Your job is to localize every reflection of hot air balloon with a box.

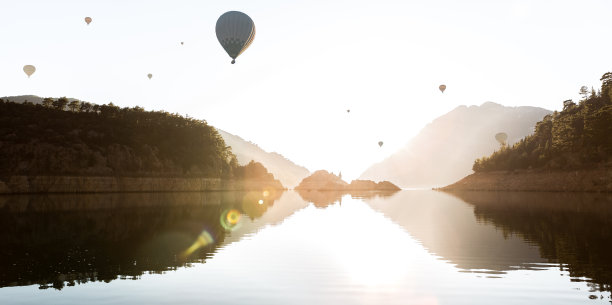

[439,84,446,93]
[147,73,153,80]
[216,11,256,64]
[495,132,508,146]
[378,141,383,147]
[23,65,36,78]
[84,17,92,25]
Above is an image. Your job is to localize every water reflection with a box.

[448,191,612,294]
[296,189,399,208]
[0,191,299,290]
[365,190,612,296]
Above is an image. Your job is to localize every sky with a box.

[1,0,611,180]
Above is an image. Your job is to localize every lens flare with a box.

[220,209,242,231]
[258,199,264,205]
[262,190,270,197]
[181,230,214,259]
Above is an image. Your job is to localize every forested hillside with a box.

[473,72,612,172]
[0,99,277,183]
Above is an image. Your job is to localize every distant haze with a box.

[359,102,552,188]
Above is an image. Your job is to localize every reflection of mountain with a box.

[0,191,307,290]
[447,191,612,293]
[360,102,551,188]
[217,129,310,189]
[364,191,546,272]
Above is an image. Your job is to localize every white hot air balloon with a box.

[23,65,36,78]
[84,17,92,25]
[147,73,153,80]
[215,11,256,64]
[439,84,446,93]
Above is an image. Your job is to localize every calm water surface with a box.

[1,190,611,304]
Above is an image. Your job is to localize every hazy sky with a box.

[2,0,611,180]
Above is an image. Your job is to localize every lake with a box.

[0,190,611,304]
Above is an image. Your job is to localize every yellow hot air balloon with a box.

[215,11,256,64]
[439,84,446,93]
[378,141,383,147]
[495,132,508,146]
[84,17,92,25]
[23,65,36,78]
[147,73,153,80]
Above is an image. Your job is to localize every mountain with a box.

[359,102,552,188]
[1,95,81,105]
[217,129,310,188]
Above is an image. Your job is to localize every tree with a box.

[52,97,69,110]
[579,86,589,100]
[42,98,53,108]
[67,100,80,112]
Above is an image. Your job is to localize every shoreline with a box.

[439,168,612,193]
[0,176,285,194]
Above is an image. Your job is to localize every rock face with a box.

[0,176,285,194]
[440,168,612,192]
[360,102,552,188]
[294,170,348,191]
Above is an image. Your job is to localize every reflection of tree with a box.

[0,191,282,290]
[448,191,612,294]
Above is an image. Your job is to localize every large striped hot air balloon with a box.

[23,65,36,78]
[215,11,256,64]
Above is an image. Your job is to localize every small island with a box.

[294,170,400,207]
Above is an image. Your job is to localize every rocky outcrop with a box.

[440,168,612,192]
[0,176,285,194]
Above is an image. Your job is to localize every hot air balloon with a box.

[84,17,92,25]
[23,65,36,78]
[495,132,508,146]
[180,42,184,45]
[147,73,153,80]
[378,141,383,147]
[439,84,446,93]
[215,11,256,64]
[347,109,350,113]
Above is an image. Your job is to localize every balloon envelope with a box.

[439,84,446,93]
[23,65,36,78]
[84,17,92,25]
[495,132,508,145]
[215,11,256,64]
[378,141,383,147]
[147,73,153,79]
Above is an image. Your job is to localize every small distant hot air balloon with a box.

[84,17,92,25]
[23,65,36,78]
[378,141,383,147]
[147,73,153,80]
[216,11,256,64]
[495,132,508,146]
[347,109,350,113]
[439,84,446,93]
